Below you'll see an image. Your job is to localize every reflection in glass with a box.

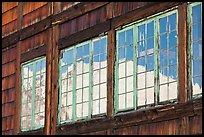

[169,31,177,47]
[159,34,167,50]
[159,17,167,33]
[192,59,202,76]
[138,24,145,41]
[192,4,201,23]
[119,31,125,46]
[126,29,133,45]
[147,21,154,37]
[169,13,176,31]
[146,54,154,71]
[192,23,202,40]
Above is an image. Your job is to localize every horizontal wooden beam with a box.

[55,98,201,135]
[20,44,46,63]
[58,20,111,50]
[2,31,19,49]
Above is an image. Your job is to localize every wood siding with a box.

[2,2,202,135]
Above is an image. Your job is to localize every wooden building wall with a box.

[2,2,202,135]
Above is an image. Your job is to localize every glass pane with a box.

[83,57,89,73]
[137,89,145,106]
[61,107,66,121]
[159,84,168,102]
[127,76,133,92]
[35,87,40,101]
[61,93,67,107]
[62,51,68,65]
[169,82,177,100]
[159,34,167,50]
[101,37,107,53]
[147,37,154,50]
[100,53,106,62]
[93,40,100,55]
[93,70,100,85]
[192,4,201,23]
[119,63,125,78]
[146,54,154,71]
[169,48,177,65]
[192,59,202,76]
[126,60,133,76]
[100,98,106,113]
[77,46,83,59]
[76,61,83,74]
[137,73,145,89]
[138,41,146,57]
[159,68,168,84]
[61,79,67,93]
[119,94,125,109]
[119,47,125,61]
[100,68,107,83]
[76,89,82,103]
[23,66,29,78]
[21,104,27,116]
[67,92,72,105]
[119,78,125,94]
[83,102,88,117]
[160,51,167,68]
[192,76,202,95]
[61,65,68,79]
[127,92,133,108]
[100,83,107,98]
[28,77,33,90]
[28,64,33,77]
[41,59,46,73]
[67,77,73,91]
[67,106,72,120]
[169,65,177,82]
[138,24,145,41]
[126,28,133,45]
[93,56,100,70]
[83,73,89,87]
[100,54,107,68]
[147,21,154,38]
[169,31,177,47]
[76,104,82,118]
[36,61,41,75]
[138,56,145,73]
[84,44,89,56]
[192,40,202,58]
[67,50,73,64]
[76,75,82,89]
[83,88,89,102]
[146,71,154,87]
[126,45,133,61]
[159,17,167,33]
[93,85,99,100]
[169,13,176,31]
[119,31,125,46]
[146,87,154,104]
[192,22,202,40]
[92,100,99,115]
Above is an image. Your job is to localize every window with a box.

[21,57,46,131]
[188,2,202,98]
[115,10,178,113]
[58,35,107,123]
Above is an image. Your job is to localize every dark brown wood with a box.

[2,31,19,49]
[20,44,46,63]
[44,28,52,135]
[178,3,187,103]
[56,98,201,135]
[52,2,109,25]
[50,25,59,135]
[111,2,181,29]
[59,20,111,50]
[107,29,115,117]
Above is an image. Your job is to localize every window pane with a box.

[147,37,154,50]
[126,29,133,45]
[147,21,154,37]
[101,37,107,53]
[159,17,167,33]
[159,84,168,102]
[119,31,125,46]
[160,68,168,84]
[169,48,177,65]
[146,87,154,104]
[138,57,145,73]
[169,31,177,48]
[137,73,145,89]
[192,4,201,23]
[169,82,177,100]
[192,22,202,40]
[138,41,146,57]
[169,65,177,82]
[138,24,145,41]
[119,63,125,78]
[159,34,167,50]
[192,59,202,76]
[160,51,167,68]
[119,47,125,61]
[192,76,202,95]
[119,78,125,94]
[169,13,176,31]
[137,90,145,106]
[93,40,100,55]
[127,76,133,92]
[84,44,89,56]
[146,71,154,87]
[192,40,202,59]
[126,45,134,61]
[126,60,133,76]
[146,54,154,71]
[127,92,133,108]
[119,94,125,109]
[77,46,83,59]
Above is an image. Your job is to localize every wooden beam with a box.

[178,3,187,103]
[55,98,201,135]
[111,2,181,29]
[14,2,23,135]
[44,28,52,135]
[107,29,115,117]
[59,20,111,50]
[50,25,59,135]
[20,45,46,63]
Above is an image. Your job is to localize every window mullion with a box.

[72,47,77,121]
[133,24,137,110]
[31,62,36,129]
[89,40,93,119]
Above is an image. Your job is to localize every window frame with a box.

[187,2,202,100]
[58,35,108,124]
[20,56,46,132]
[114,8,179,114]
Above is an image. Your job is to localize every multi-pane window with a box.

[115,26,135,111]
[58,35,107,123]
[115,10,178,113]
[158,12,178,102]
[21,57,46,131]
[188,2,202,97]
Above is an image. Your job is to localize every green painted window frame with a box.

[187,2,202,99]
[20,56,46,131]
[115,9,178,113]
[58,35,108,124]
